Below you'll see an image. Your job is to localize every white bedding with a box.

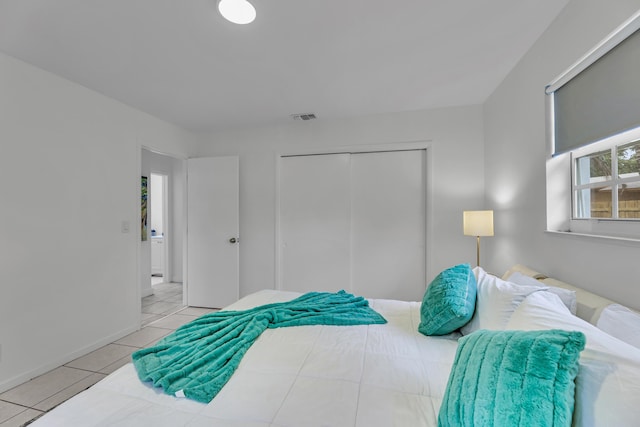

[33,290,459,426]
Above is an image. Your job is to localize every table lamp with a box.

[463,210,494,267]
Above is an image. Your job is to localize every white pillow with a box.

[597,304,640,349]
[508,271,578,315]
[460,267,545,335]
[507,291,640,427]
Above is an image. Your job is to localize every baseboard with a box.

[0,323,139,394]
[141,287,154,298]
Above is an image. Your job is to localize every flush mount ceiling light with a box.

[218,0,256,25]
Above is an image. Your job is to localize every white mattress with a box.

[33,290,459,426]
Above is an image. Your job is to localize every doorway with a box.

[140,148,187,326]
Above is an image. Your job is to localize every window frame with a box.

[565,129,640,238]
[570,130,640,223]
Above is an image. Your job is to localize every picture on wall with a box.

[141,176,148,241]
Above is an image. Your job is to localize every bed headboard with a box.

[502,264,620,325]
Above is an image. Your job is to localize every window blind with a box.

[550,27,640,155]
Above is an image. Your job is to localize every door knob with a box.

[229,237,239,244]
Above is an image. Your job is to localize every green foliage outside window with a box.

[589,141,640,177]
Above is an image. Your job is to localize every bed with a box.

[32,265,640,426]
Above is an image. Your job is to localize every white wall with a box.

[193,106,485,298]
[484,0,640,309]
[0,51,197,392]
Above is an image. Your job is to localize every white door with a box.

[187,156,239,308]
[280,154,351,293]
[279,150,426,301]
[350,151,425,301]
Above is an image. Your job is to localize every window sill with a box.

[545,230,640,245]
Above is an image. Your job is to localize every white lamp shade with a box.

[218,0,256,25]
[463,210,494,237]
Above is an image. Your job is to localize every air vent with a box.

[291,113,317,121]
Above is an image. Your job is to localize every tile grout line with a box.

[30,371,105,413]
[0,399,44,427]
[0,398,32,409]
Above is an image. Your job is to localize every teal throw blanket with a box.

[132,290,386,403]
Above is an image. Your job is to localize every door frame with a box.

[274,140,434,293]
[138,145,189,320]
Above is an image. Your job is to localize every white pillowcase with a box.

[460,267,545,335]
[507,291,640,427]
[507,271,578,315]
[597,303,640,349]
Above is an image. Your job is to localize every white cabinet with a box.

[151,236,164,276]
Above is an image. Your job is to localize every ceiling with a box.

[0,0,569,133]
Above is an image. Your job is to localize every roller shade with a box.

[551,27,640,155]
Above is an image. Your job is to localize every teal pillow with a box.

[418,264,476,336]
[438,329,586,427]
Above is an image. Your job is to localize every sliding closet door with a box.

[280,154,351,293]
[351,151,425,301]
[280,149,426,301]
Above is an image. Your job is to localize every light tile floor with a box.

[142,280,186,326]
[0,281,216,426]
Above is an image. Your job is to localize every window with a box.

[573,137,640,221]
[545,11,640,240]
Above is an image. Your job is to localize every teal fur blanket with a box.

[132,290,386,403]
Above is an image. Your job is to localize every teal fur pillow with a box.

[418,264,476,336]
[438,329,586,427]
